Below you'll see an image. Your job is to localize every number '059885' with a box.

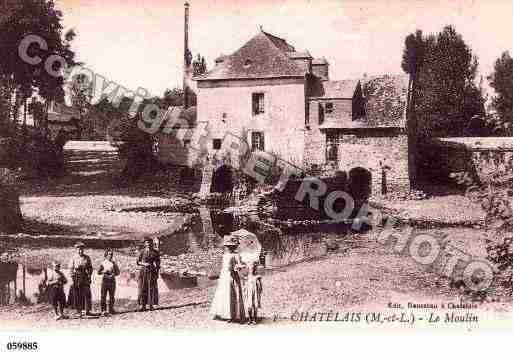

[6,342,38,350]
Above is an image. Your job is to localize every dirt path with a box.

[3,142,511,330]
[1,234,508,330]
[18,143,193,237]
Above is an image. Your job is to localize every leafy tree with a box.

[403,25,485,137]
[162,88,184,108]
[99,96,159,184]
[401,30,427,118]
[27,98,45,128]
[0,0,77,128]
[488,51,513,135]
[161,87,197,108]
[69,73,92,121]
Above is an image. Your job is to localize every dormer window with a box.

[244,59,252,68]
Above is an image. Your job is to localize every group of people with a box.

[45,234,264,324]
[210,235,264,325]
[46,238,160,320]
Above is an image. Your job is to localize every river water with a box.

[0,206,352,307]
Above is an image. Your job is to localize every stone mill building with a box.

[156,4,413,198]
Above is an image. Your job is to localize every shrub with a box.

[0,168,22,233]
[455,148,513,295]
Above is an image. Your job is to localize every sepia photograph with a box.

[1,0,513,354]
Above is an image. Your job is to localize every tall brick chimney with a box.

[183,2,192,109]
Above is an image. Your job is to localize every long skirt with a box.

[138,268,158,307]
[210,272,246,322]
[67,283,92,312]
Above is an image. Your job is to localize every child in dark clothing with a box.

[47,262,67,320]
[244,260,264,325]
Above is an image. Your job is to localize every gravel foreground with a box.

[3,144,512,331]
[1,234,512,331]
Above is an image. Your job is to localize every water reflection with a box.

[157,208,329,270]
[0,207,337,308]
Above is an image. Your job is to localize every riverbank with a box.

[0,227,508,330]
[2,142,508,330]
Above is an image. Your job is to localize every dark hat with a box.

[143,237,153,244]
[74,242,85,248]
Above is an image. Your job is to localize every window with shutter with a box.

[252,93,265,115]
[251,132,265,151]
[326,133,338,161]
[318,102,325,125]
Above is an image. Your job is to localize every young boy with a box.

[47,262,67,320]
[98,249,120,316]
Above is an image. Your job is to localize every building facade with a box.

[158,29,412,196]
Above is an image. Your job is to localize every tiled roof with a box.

[309,79,360,99]
[287,51,312,59]
[215,54,228,63]
[312,58,328,65]
[313,74,409,128]
[262,31,295,52]
[362,74,409,127]
[196,31,306,81]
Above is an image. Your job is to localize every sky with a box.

[55,0,513,98]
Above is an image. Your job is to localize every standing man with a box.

[98,249,120,316]
[136,238,160,311]
[69,242,93,317]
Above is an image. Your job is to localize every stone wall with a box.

[416,139,513,185]
[334,131,410,196]
[304,126,410,196]
[303,127,325,167]
[307,98,353,124]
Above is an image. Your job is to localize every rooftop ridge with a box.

[196,30,306,81]
[261,30,296,52]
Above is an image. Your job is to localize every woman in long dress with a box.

[137,238,160,311]
[210,235,246,323]
[68,242,93,317]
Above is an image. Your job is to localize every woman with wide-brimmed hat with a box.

[210,235,246,323]
[136,237,160,311]
[68,242,93,317]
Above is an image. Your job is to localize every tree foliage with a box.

[402,25,485,137]
[488,51,513,135]
[0,0,76,127]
